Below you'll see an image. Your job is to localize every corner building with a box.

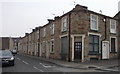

[19,4,119,62]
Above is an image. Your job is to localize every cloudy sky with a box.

[0,0,120,37]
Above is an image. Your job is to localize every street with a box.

[1,54,119,74]
[2,54,60,72]
[2,54,101,72]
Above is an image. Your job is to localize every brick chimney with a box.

[25,33,29,36]
[54,16,60,20]
[73,4,88,11]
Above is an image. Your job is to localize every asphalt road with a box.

[1,54,120,74]
[2,54,61,72]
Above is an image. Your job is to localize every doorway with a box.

[74,42,82,61]
[61,36,68,60]
[102,41,109,59]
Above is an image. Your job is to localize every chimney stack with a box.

[25,33,29,36]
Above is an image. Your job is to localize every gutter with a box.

[104,17,107,40]
[68,12,71,62]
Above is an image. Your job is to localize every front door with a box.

[102,41,109,59]
[74,42,82,61]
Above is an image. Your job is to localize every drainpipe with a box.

[101,17,107,41]
[38,28,40,57]
[101,17,107,59]
[104,17,107,40]
[68,12,71,62]
[38,42,39,57]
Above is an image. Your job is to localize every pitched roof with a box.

[114,11,120,18]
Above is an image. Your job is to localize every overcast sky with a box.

[0,0,120,37]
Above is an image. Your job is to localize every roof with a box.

[59,4,114,19]
[21,4,116,39]
[114,11,120,18]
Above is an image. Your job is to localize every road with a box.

[1,54,119,73]
[2,54,60,72]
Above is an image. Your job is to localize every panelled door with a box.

[102,41,109,59]
[74,42,82,61]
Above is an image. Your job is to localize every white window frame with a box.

[50,23,55,35]
[110,36,117,52]
[61,16,67,32]
[90,14,98,30]
[110,19,116,34]
[88,32,102,54]
[50,39,54,53]
[37,30,39,39]
[43,28,46,37]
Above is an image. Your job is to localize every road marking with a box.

[33,66,44,72]
[16,58,21,60]
[43,65,55,68]
[39,63,56,68]
[22,61,29,65]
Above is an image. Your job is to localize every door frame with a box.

[60,35,68,60]
[60,34,68,55]
[71,34,85,62]
[102,41,109,59]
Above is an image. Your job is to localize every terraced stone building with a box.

[19,4,119,62]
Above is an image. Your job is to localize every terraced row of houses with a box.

[18,4,120,62]
[0,37,20,50]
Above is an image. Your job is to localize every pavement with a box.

[19,53,120,72]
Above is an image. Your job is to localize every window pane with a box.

[111,24,115,29]
[92,15,97,20]
[89,35,93,43]
[110,19,116,33]
[53,24,54,34]
[94,36,99,43]
[51,24,55,35]
[61,16,67,32]
[91,14,98,30]
[89,44,93,52]
[111,38,115,52]
[63,21,67,31]
[111,20,116,29]
[89,35,99,53]
[94,44,99,52]
[92,21,97,29]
